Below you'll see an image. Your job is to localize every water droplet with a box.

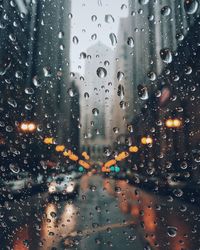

[60,44,64,50]
[9,33,16,42]
[0,59,11,76]
[113,127,119,134]
[167,226,177,237]
[147,71,157,81]
[109,33,117,46]
[92,108,99,116]
[91,15,97,22]
[68,13,73,19]
[84,92,89,99]
[25,104,33,110]
[8,98,17,108]
[25,88,34,95]
[104,60,110,66]
[43,67,51,77]
[184,0,198,14]
[138,84,149,100]
[105,14,115,23]
[160,48,172,64]
[185,66,192,75]
[127,37,134,48]
[90,185,97,192]
[6,126,13,132]
[15,71,23,79]
[33,76,40,87]
[9,164,20,174]
[58,31,64,39]
[139,0,149,5]
[115,186,121,193]
[97,67,107,78]
[117,71,124,81]
[50,211,57,218]
[68,88,75,97]
[173,188,183,197]
[91,33,97,40]
[117,84,125,99]
[121,4,127,10]
[72,36,79,45]
[80,52,86,59]
[176,33,184,41]
[120,101,126,109]
[161,6,171,16]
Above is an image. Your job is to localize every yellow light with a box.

[115,151,129,161]
[82,151,90,160]
[44,137,54,144]
[129,146,139,153]
[165,119,173,128]
[104,159,116,168]
[141,137,153,144]
[173,118,182,128]
[69,154,79,161]
[141,137,147,144]
[102,166,111,173]
[28,123,36,131]
[20,123,28,131]
[79,160,90,169]
[55,145,65,152]
[146,137,153,144]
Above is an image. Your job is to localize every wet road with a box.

[0,174,200,250]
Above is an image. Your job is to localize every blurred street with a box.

[0,174,200,250]
[1,0,200,249]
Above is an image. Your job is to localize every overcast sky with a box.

[70,0,129,74]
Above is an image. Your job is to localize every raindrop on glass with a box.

[8,98,17,108]
[9,164,20,174]
[105,14,115,23]
[160,48,172,64]
[117,71,124,81]
[92,108,99,116]
[127,37,134,48]
[167,226,177,237]
[139,0,149,5]
[184,0,199,14]
[72,36,79,45]
[109,33,117,46]
[161,6,171,16]
[84,92,89,99]
[96,67,107,78]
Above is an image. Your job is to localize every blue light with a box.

[79,166,84,172]
[115,166,120,172]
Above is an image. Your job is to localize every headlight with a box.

[65,182,75,193]
[49,184,56,193]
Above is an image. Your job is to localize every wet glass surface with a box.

[1,0,200,249]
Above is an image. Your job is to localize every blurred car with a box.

[47,172,80,196]
[0,172,33,196]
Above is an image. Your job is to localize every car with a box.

[0,172,33,197]
[47,172,80,197]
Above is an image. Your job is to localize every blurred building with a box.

[131,13,200,183]
[113,0,200,143]
[0,0,36,172]
[32,0,72,146]
[79,42,115,159]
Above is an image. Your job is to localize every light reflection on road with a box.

[0,174,199,250]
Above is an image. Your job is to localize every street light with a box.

[173,118,182,128]
[141,137,153,144]
[20,122,36,132]
[165,118,182,128]
[129,146,139,153]
[44,137,54,144]
[55,145,65,152]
